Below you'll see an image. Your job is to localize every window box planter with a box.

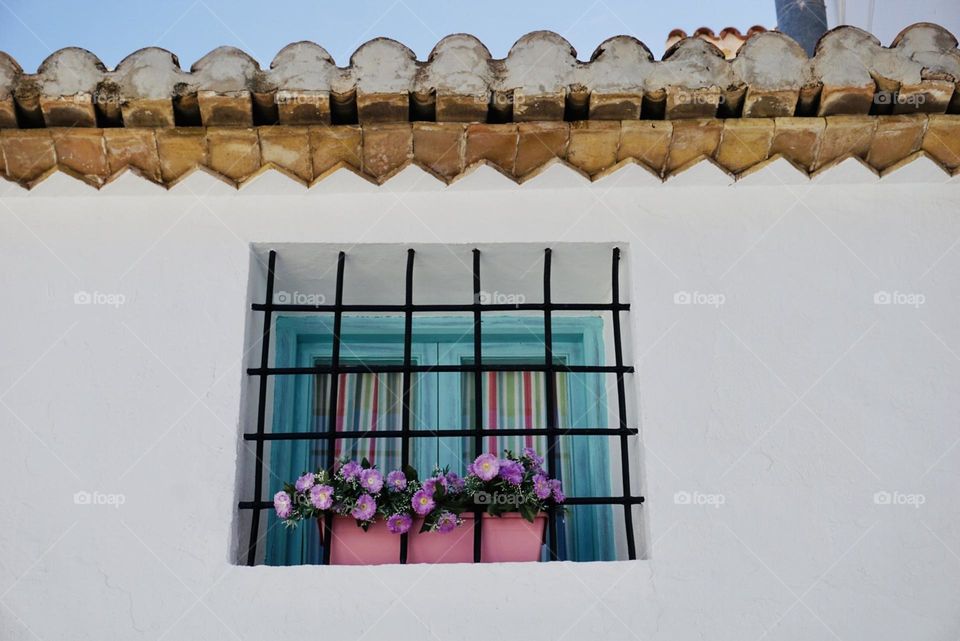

[320,512,547,565]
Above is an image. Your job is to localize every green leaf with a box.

[403,464,419,482]
[360,457,372,469]
[520,502,537,523]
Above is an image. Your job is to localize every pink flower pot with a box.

[407,517,474,563]
[319,516,400,565]
[476,513,547,563]
[320,513,546,565]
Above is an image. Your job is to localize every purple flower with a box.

[412,489,436,516]
[351,493,377,521]
[309,484,334,510]
[436,511,458,534]
[498,459,524,486]
[471,453,500,481]
[386,470,407,491]
[273,491,293,519]
[523,447,545,472]
[386,513,413,534]
[549,479,565,503]
[339,461,361,481]
[359,468,384,494]
[532,474,552,500]
[294,473,316,492]
[445,472,465,493]
[423,475,447,495]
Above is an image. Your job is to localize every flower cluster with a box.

[464,448,565,522]
[274,449,564,534]
[274,459,418,533]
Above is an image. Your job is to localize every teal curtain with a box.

[265,315,616,564]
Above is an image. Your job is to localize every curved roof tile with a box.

[0,24,955,129]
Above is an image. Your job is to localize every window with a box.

[238,244,643,565]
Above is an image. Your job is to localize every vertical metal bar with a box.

[611,247,637,560]
[399,249,415,564]
[322,251,346,566]
[543,248,559,560]
[247,250,276,566]
[472,248,483,563]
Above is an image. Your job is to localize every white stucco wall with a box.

[828,0,960,45]
[1,158,959,641]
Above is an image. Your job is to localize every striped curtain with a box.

[314,372,405,471]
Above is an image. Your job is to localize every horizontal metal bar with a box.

[252,302,630,313]
[244,427,639,441]
[248,364,634,375]
[239,495,644,510]
[562,496,645,505]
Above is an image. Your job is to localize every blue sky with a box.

[0,0,778,70]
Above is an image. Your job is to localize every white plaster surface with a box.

[0,170,959,641]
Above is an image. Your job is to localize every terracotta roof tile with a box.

[0,24,957,129]
[0,114,952,189]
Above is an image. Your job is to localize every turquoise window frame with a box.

[265,314,615,564]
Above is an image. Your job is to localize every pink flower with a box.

[533,474,552,500]
[351,494,377,521]
[309,484,334,510]
[412,489,435,516]
[471,453,500,481]
[498,459,524,485]
[294,473,316,492]
[436,512,459,533]
[273,491,293,519]
[386,470,407,491]
[549,479,565,503]
[339,461,361,481]
[359,468,383,494]
[386,513,413,534]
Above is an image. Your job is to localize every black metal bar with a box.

[399,249,415,564]
[253,302,630,313]
[542,248,559,560]
[244,246,648,565]
[246,250,277,566]
[611,247,637,561]
[321,251,346,565]
[240,495,645,510]
[248,364,633,375]
[244,427,639,441]
[472,249,483,563]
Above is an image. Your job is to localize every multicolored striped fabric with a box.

[315,370,571,471]
[314,372,406,471]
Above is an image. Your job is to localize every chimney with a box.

[774,0,828,56]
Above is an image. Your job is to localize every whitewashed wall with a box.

[1,158,959,641]
[828,0,960,45]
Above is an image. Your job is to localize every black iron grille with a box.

[239,247,644,565]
